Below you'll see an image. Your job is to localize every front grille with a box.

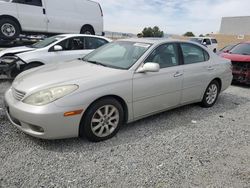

[12,88,26,101]
[232,61,250,72]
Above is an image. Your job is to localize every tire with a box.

[80,97,124,142]
[200,80,220,108]
[0,18,20,40]
[80,25,95,35]
[23,62,43,71]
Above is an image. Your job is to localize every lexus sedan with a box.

[4,38,233,142]
[0,34,111,77]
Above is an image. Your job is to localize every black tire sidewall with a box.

[80,98,124,142]
[80,26,95,35]
[201,80,220,108]
[0,19,20,40]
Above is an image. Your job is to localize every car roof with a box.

[191,37,215,39]
[57,34,112,41]
[117,37,186,45]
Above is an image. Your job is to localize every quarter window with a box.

[145,43,179,68]
[181,43,209,64]
[13,0,42,6]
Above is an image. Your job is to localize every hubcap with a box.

[206,84,218,105]
[1,23,16,37]
[91,105,119,137]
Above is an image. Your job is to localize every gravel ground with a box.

[0,81,249,188]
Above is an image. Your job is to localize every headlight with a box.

[23,85,78,106]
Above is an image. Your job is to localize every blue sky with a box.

[96,0,250,35]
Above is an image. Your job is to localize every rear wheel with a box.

[0,18,20,40]
[80,98,124,142]
[80,25,95,35]
[200,80,220,108]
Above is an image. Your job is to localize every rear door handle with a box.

[174,72,183,77]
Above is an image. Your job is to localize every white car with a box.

[0,34,111,77]
[189,37,218,53]
[0,0,104,40]
[4,38,233,142]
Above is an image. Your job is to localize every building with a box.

[220,16,250,35]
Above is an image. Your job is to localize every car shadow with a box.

[22,91,250,153]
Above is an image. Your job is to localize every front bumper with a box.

[233,70,250,84]
[4,89,84,139]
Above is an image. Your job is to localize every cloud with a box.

[96,0,250,35]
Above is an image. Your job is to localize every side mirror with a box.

[202,42,207,45]
[137,62,160,73]
[53,45,63,51]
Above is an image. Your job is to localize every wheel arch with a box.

[81,95,129,125]
[210,77,222,92]
[0,15,22,31]
[80,24,95,34]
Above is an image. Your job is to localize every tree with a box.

[199,34,204,37]
[142,26,164,37]
[183,32,195,37]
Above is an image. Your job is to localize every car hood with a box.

[0,46,35,58]
[12,60,128,94]
[221,53,250,62]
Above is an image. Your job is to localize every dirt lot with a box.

[0,80,249,188]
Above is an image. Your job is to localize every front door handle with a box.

[174,72,183,77]
[207,66,214,71]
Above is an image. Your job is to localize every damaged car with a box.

[220,41,250,84]
[0,34,111,77]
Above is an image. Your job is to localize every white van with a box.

[0,0,104,40]
[189,37,218,53]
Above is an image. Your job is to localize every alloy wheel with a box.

[206,84,218,105]
[91,105,119,137]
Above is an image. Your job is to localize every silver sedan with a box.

[4,38,233,142]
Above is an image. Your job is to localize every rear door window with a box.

[85,37,108,49]
[180,43,209,64]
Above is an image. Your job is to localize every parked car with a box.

[4,38,232,141]
[220,41,250,84]
[0,0,104,40]
[0,34,111,77]
[189,37,218,53]
[217,44,237,55]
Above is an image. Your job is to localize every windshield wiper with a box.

[85,60,108,67]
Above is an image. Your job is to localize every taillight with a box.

[98,3,103,17]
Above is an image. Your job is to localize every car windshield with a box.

[190,38,203,44]
[30,36,65,48]
[230,43,250,55]
[83,41,151,69]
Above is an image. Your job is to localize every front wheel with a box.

[200,80,220,108]
[80,98,124,142]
